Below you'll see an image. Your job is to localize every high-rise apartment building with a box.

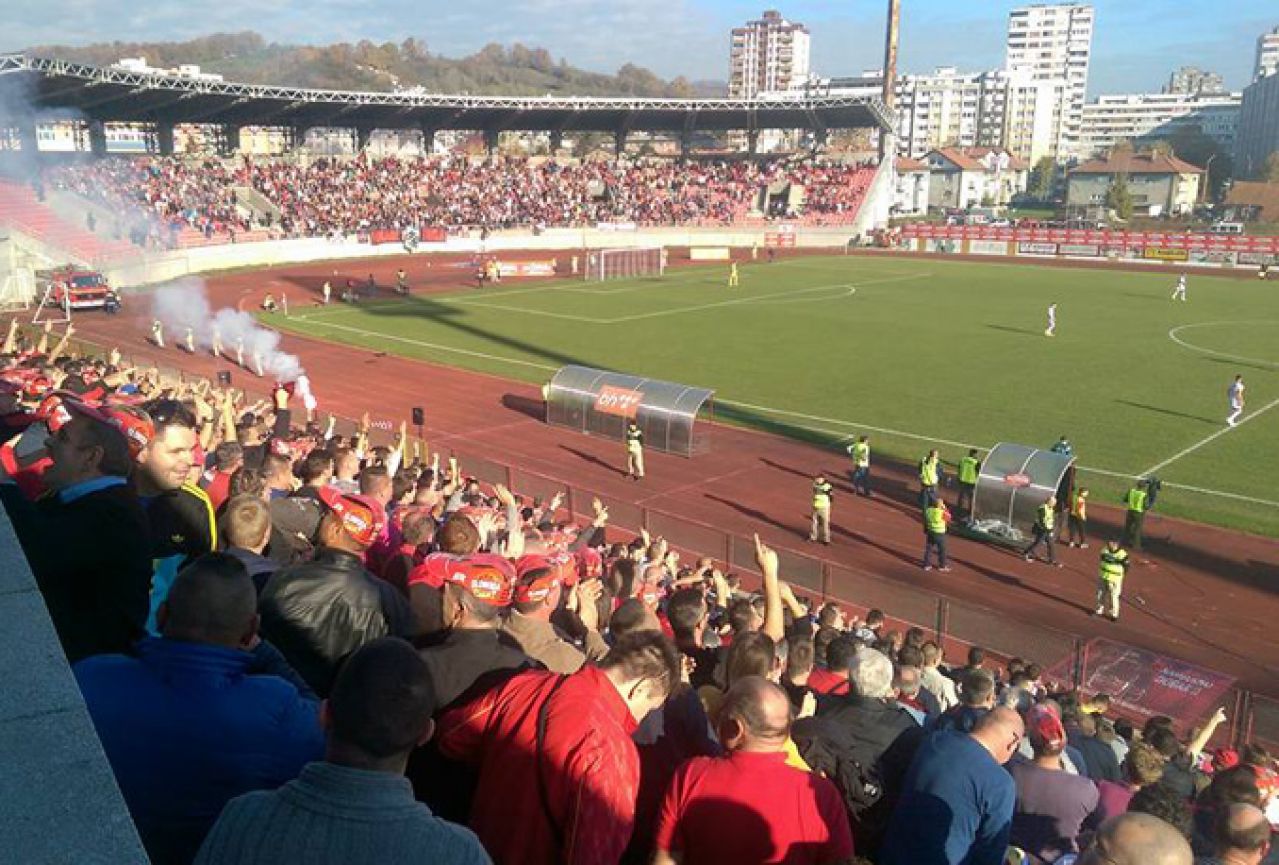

[1257,27,1279,81]
[1164,66,1226,96]
[1004,4,1094,161]
[729,10,811,99]
[894,68,1009,158]
[1077,92,1241,158]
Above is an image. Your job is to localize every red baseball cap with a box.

[444,553,515,607]
[317,485,387,548]
[407,553,458,589]
[514,555,566,604]
[102,403,155,461]
[1025,704,1066,750]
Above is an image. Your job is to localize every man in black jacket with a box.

[417,552,531,710]
[1,398,153,661]
[793,646,926,858]
[259,485,414,695]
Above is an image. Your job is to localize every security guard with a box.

[1122,481,1148,551]
[1094,540,1130,621]
[809,474,833,545]
[922,497,951,571]
[540,381,551,421]
[1022,496,1061,566]
[956,448,981,518]
[919,449,941,507]
[1067,487,1090,548]
[624,421,645,481]
[847,435,871,497]
[728,261,740,288]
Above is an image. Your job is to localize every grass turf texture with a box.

[274,255,1279,537]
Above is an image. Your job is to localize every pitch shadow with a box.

[1114,399,1219,426]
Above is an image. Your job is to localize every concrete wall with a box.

[0,506,149,864]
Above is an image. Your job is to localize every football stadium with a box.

[2,6,1279,864]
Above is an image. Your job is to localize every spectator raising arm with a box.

[754,534,785,642]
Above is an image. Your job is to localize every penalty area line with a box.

[1138,394,1279,479]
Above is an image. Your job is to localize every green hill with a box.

[23,31,726,98]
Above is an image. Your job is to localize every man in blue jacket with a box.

[76,552,324,865]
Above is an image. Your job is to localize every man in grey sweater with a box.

[196,638,491,865]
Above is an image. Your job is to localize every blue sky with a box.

[4,0,1276,95]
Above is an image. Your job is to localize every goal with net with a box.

[584,247,666,281]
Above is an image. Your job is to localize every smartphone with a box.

[217,370,232,386]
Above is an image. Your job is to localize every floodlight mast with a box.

[879,0,902,159]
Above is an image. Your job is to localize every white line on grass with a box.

[1167,321,1279,370]
[300,320,558,372]
[1138,394,1279,478]
[602,271,928,324]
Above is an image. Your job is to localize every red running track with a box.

[64,251,1279,697]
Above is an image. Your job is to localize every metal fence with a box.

[23,324,1279,748]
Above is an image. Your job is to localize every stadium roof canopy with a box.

[0,54,893,135]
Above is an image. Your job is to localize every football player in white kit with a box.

[1044,302,1057,337]
[1171,274,1187,301]
[1227,374,1245,426]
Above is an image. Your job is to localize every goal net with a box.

[585,247,666,281]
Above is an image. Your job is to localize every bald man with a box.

[75,553,322,864]
[1204,803,1272,865]
[881,707,1024,865]
[1077,812,1192,865]
[653,676,853,865]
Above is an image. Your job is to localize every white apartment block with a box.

[1005,4,1094,161]
[1164,66,1225,96]
[1257,27,1279,81]
[1076,92,1242,158]
[894,68,1009,158]
[787,69,1008,159]
[729,10,811,99]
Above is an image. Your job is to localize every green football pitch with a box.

[275,255,1279,536]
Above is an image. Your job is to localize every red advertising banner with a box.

[369,229,401,245]
[594,385,644,418]
[420,227,448,243]
[898,223,1279,257]
[1050,639,1236,729]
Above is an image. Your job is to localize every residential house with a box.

[923,147,1029,211]
[1224,181,1279,223]
[1066,151,1203,216]
[893,157,931,216]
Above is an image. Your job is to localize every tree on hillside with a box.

[1028,157,1057,201]
[1265,151,1279,184]
[1106,174,1133,221]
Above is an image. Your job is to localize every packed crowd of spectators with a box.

[2,318,1276,865]
[42,155,877,243]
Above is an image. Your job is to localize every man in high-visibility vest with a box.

[728,261,740,288]
[541,381,551,421]
[1094,540,1130,621]
[625,421,645,481]
[809,474,833,545]
[919,449,941,508]
[956,448,981,519]
[1021,497,1061,566]
[1122,482,1148,551]
[922,498,951,571]
[846,435,871,497]
[1067,488,1090,548]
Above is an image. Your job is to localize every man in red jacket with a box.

[435,630,680,865]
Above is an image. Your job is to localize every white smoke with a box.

[150,278,304,381]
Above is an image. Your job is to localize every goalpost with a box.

[585,246,666,281]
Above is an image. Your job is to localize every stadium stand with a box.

[1,318,1274,865]
[33,155,880,248]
